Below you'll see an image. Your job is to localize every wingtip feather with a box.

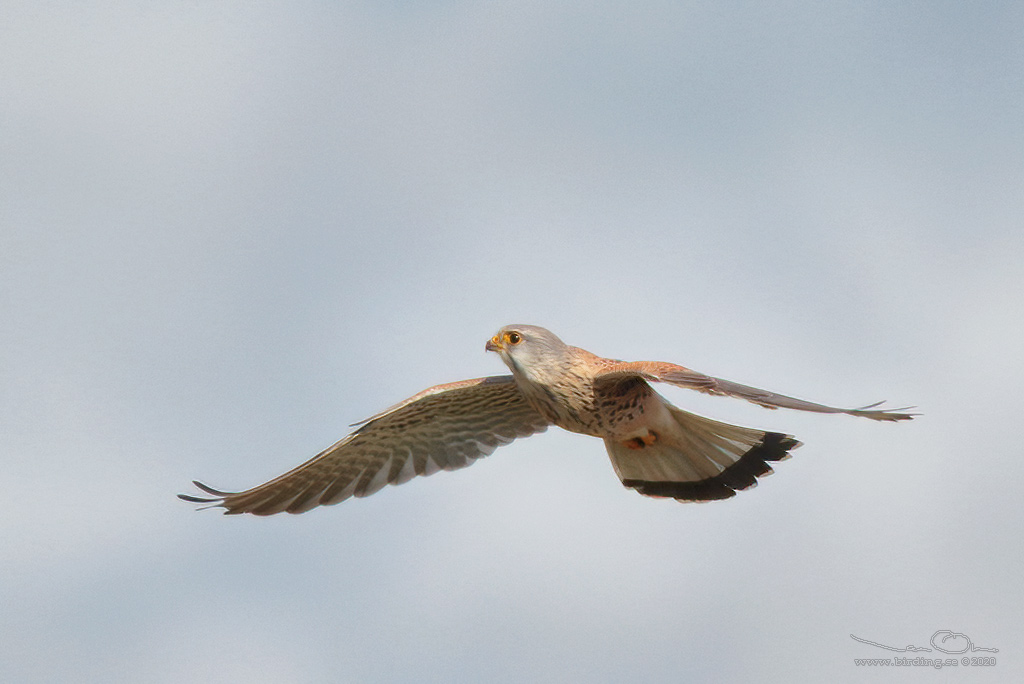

[191,480,233,496]
[178,481,233,512]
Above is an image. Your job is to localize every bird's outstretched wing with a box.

[593,360,916,421]
[179,375,549,515]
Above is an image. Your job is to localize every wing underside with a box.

[180,375,549,515]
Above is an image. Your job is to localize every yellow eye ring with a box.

[505,331,522,345]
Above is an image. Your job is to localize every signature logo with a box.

[851,630,998,654]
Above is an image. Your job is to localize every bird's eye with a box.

[506,331,522,345]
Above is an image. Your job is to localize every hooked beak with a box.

[485,335,502,352]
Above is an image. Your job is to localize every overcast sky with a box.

[2,2,1022,682]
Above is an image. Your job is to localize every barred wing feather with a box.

[179,375,549,515]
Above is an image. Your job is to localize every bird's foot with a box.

[624,431,658,450]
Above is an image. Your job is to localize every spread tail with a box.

[605,404,802,502]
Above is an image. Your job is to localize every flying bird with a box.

[180,324,914,515]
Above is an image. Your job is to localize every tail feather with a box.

[606,405,801,502]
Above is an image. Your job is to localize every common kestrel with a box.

[180,324,914,515]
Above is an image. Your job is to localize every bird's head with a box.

[486,324,570,378]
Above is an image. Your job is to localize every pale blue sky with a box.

[2,2,1022,682]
